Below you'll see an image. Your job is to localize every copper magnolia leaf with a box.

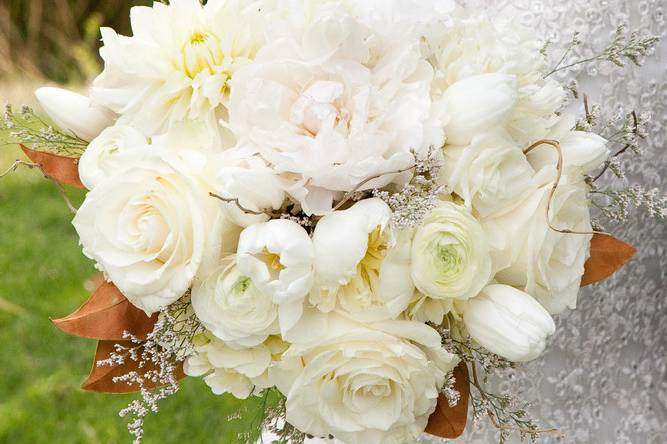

[425,362,470,439]
[82,340,186,394]
[581,234,637,287]
[20,144,85,188]
[52,281,157,341]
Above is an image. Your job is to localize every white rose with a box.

[462,284,555,362]
[442,130,535,217]
[406,292,453,325]
[73,148,223,314]
[236,219,315,334]
[483,172,593,313]
[184,334,286,399]
[91,0,264,140]
[310,199,413,321]
[271,316,459,444]
[78,125,148,189]
[35,87,115,141]
[411,202,492,301]
[191,256,279,348]
[438,73,519,146]
[228,11,439,214]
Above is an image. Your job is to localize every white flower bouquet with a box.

[1,1,662,443]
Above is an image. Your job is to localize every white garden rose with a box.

[271,316,459,444]
[228,9,439,214]
[442,130,535,217]
[311,199,413,321]
[73,147,223,314]
[191,256,279,348]
[411,202,492,301]
[78,125,148,189]
[432,13,565,145]
[184,334,286,399]
[484,172,593,313]
[91,0,264,140]
[462,284,555,362]
[236,219,315,334]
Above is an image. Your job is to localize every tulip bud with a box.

[462,284,555,362]
[441,73,518,145]
[35,87,115,141]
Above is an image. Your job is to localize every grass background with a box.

[1,2,262,443]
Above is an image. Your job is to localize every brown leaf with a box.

[581,234,637,287]
[426,362,470,439]
[52,281,157,341]
[20,144,85,188]
[82,340,186,394]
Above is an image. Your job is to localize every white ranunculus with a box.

[35,87,115,141]
[91,0,264,140]
[462,284,555,362]
[73,147,223,314]
[184,334,285,399]
[271,316,459,444]
[228,10,440,214]
[438,74,519,146]
[236,220,315,334]
[442,130,535,217]
[483,172,593,313]
[432,14,565,145]
[192,256,279,348]
[411,202,492,301]
[78,125,148,189]
[216,153,287,228]
[310,199,413,321]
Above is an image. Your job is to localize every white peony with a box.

[184,334,287,399]
[73,147,223,314]
[271,316,459,444]
[91,0,264,140]
[442,130,535,217]
[411,202,493,301]
[484,172,593,313]
[78,125,148,189]
[191,256,279,348]
[310,199,413,321]
[228,9,439,214]
[236,219,315,334]
[462,284,555,362]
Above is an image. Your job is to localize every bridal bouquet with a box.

[2,0,662,443]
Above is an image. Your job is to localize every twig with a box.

[48,177,77,214]
[524,140,607,236]
[209,192,267,216]
[332,165,416,211]
[0,160,39,178]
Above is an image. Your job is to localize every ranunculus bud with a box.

[440,73,518,145]
[35,87,115,141]
[462,284,555,362]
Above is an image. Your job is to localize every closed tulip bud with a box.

[35,87,115,141]
[462,284,555,362]
[440,73,518,145]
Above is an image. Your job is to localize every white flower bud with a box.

[34,87,115,141]
[463,284,555,362]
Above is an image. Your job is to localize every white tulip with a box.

[439,74,518,145]
[35,87,115,141]
[78,125,148,189]
[463,284,555,362]
[236,220,315,334]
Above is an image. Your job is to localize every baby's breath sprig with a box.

[2,103,88,156]
[98,296,204,444]
[262,391,308,444]
[545,25,659,78]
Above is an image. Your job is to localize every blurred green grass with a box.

[0,142,263,443]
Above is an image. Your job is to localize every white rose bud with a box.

[411,202,492,301]
[440,73,518,145]
[78,125,148,189]
[463,284,555,362]
[35,87,115,141]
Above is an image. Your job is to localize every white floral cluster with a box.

[32,1,613,443]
